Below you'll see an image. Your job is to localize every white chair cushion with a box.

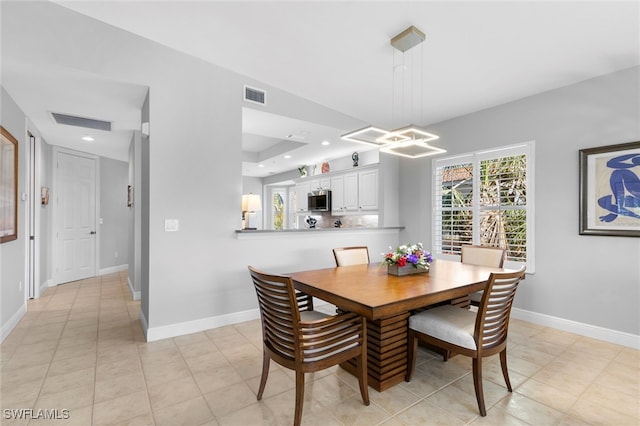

[409,305,477,350]
[461,246,504,268]
[300,310,330,322]
[469,291,483,303]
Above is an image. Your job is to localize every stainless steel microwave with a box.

[308,190,332,212]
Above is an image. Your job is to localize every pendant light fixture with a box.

[341,26,446,159]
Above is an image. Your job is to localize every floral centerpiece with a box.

[382,242,433,276]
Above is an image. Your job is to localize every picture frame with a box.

[579,141,640,237]
[1,126,18,244]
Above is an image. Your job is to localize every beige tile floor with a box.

[1,272,638,425]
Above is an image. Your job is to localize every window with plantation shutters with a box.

[433,142,535,272]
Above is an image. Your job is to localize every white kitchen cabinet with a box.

[343,172,359,211]
[295,181,310,213]
[306,177,329,193]
[317,178,331,190]
[331,172,358,214]
[358,169,378,210]
[330,175,344,214]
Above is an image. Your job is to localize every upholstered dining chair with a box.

[405,266,526,417]
[461,245,506,306]
[248,266,369,426]
[332,246,370,314]
[333,246,370,266]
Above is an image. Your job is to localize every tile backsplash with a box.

[298,213,379,229]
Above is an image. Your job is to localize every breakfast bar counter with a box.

[235,226,404,238]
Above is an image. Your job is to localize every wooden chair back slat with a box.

[476,268,524,352]
[296,290,314,311]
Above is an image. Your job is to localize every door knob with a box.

[90,231,96,235]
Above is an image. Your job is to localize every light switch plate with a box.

[165,219,179,232]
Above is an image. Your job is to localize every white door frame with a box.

[51,147,100,285]
[24,120,42,300]
[27,132,38,298]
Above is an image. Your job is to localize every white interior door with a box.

[55,151,97,284]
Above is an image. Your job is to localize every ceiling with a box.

[241,108,372,177]
[2,1,638,172]
[1,60,148,162]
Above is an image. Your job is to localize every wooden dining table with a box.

[289,259,507,391]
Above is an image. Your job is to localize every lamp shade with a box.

[242,194,262,212]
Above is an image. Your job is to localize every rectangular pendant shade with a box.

[379,139,446,159]
[340,126,390,146]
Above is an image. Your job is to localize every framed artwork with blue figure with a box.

[579,141,640,237]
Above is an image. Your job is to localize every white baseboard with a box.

[511,308,640,350]
[139,310,149,341]
[145,308,260,342]
[142,303,639,349]
[99,264,128,276]
[127,277,141,301]
[38,279,53,297]
[1,303,27,343]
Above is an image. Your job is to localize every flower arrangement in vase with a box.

[382,242,433,276]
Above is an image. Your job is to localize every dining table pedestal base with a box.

[340,311,410,392]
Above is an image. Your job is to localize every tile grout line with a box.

[558,334,627,423]
[87,277,104,426]
[27,282,77,426]
[173,333,217,424]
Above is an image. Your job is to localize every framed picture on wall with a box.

[579,141,640,237]
[1,126,18,244]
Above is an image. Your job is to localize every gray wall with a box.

[399,66,640,335]
[0,87,27,338]
[1,90,56,339]
[100,156,129,270]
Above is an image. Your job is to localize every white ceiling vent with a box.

[244,85,266,106]
[51,112,112,131]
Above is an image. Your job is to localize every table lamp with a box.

[241,194,262,230]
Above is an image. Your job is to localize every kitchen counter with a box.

[235,226,404,239]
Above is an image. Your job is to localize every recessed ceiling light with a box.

[284,155,292,159]
[321,141,330,146]
[258,164,265,168]
[286,134,305,140]
[81,136,95,142]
